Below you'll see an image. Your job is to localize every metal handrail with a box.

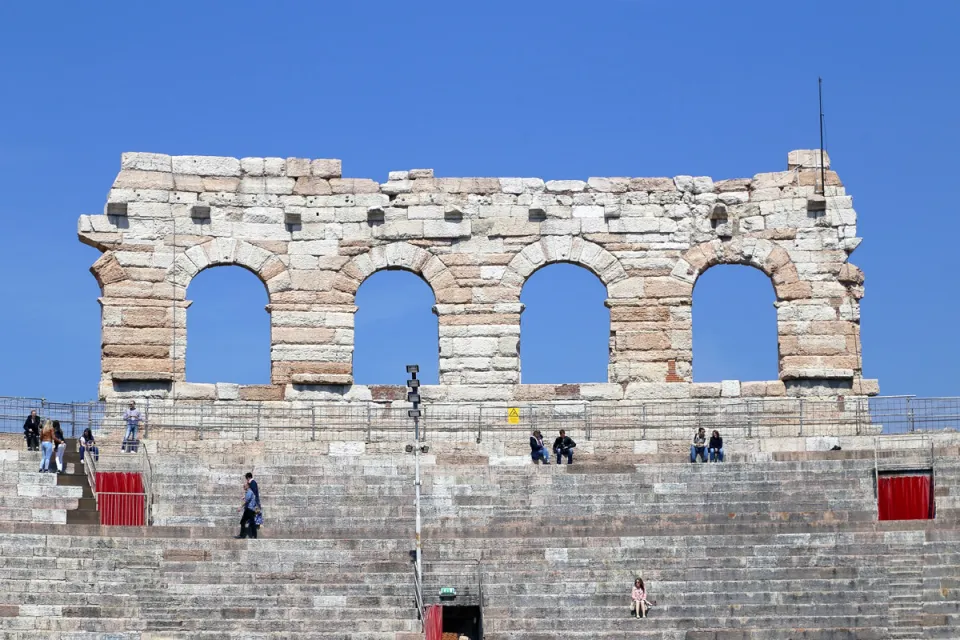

[412,563,425,632]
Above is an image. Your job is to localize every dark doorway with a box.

[442,605,482,639]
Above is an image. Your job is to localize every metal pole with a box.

[414,412,422,591]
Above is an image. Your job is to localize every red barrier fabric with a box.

[425,605,443,640]
[96,472,145,526]
[878,475,932,520]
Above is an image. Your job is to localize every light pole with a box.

[405,365,425,595]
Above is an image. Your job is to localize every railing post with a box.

[641,403,647,441]
[798,398,805,437]
[311,406,317,442]
[476,406,482,444]
[70,404,77,438]
[585,403,592,441]
[256,402,262,441]
[366,404,372,444]
[907,397,914,433]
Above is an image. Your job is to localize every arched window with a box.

[520,263,609,383]
[692,265,777,382]
[185,266,270,384]
[354,270,439,385]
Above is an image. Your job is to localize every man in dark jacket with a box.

[553,430,576,465]
[23,410,41,451]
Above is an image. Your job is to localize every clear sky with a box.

[0,1,957,400]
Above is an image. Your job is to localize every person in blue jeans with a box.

[529,430,549,464]
[39,421,55,473]
[553,430,576,465]
[708,430,724,463]
[122,401,142,453]
[690,427,707,463]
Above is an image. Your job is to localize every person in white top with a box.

[121,401,142,453]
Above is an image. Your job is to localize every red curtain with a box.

[95,472,145,526]
[878,475,932,520]
[425,605,443,640]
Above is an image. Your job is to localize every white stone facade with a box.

[79,149,877,402]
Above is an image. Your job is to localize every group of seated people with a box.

[23,410,99,473]
[690,427,724,463]
[529,426,726,464]
[529,429,576,464]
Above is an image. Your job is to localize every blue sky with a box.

[0,1,957,400]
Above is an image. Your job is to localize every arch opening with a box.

[520,263,609,384]
[354,269,439,385]
[692,264,777,383]
[185,266,271,384]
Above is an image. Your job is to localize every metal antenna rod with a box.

[818,77,826,195]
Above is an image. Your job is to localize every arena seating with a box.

[0,434,957,638]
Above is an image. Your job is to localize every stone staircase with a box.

[0,438,958,638]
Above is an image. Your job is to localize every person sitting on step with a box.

[79,428,99,464]
[23,410,41,452]
[631,577,648,618]
[529,429,549,464]
[690,427,707,463]
[708,430,724,463]
[553,430,576,465]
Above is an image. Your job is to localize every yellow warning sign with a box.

[507,407,520,424]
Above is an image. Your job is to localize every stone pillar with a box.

[437,303,522,385]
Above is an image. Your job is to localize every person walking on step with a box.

[529,430,549,464]
[39,420,55,473]
[79,428,99,464]
[245,472,262,535]
[52,420,66,475]
[708,430,724,463]
[553,430,576,465]
[121,401,143,453]
[631,577,649,618]
[690,427,707,463]
[235,479,259,539]
[23,410,41,451]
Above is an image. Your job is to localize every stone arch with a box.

[167,238,291,300]
[500,237,629,293]
[672,237,812,301]
[336,242,459,302]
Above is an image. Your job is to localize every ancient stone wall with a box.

[79,149,877,402]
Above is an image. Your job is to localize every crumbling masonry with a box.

[79,150,877,403]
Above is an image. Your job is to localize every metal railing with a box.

[1,395,958,441]
[422,559,483,607]
[412,563,426,632]
[83,445,152,526]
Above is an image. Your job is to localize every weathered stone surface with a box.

[81,150,867,401]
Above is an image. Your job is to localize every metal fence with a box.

[1,395,958,442]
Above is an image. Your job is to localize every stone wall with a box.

[78,149,877,402]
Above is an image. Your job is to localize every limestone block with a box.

[173,383,217,400]
[330,178,379,194]
[285,157,311,177]
[805,435,840,451]
[328,441,365,456]
[121,152,172,172]
[388,170,409,181]
[499,177,544,194]
[293,177,332,196]
[572,205,604,218]
[545,180,586,193]
[587,177,629,193]
[607,277,644,299]
[720,380,741,397]
[215,383,240,400]
[114,170,175,190]
[424,220,471,239]
[690,383,722,398]
[172,156,241,177]
[788,149,830,170]
[633,440,658,454]
[311,159,342,178]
